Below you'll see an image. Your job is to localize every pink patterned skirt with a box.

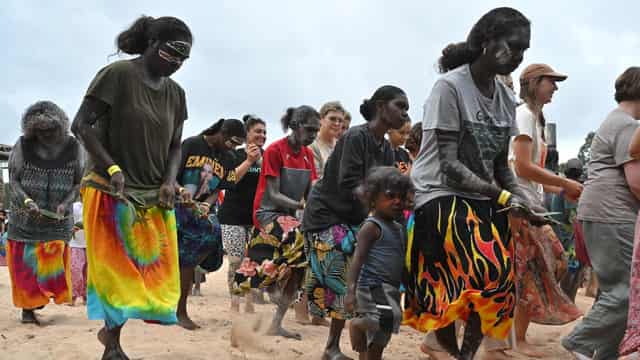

[70,247,87,300]
[620,212,640,356]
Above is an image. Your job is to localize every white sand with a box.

[0,261,599,359]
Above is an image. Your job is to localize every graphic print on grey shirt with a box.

[411,64,519,209]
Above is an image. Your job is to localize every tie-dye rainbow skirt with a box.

[82,185,180,329]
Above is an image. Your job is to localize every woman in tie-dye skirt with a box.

[72,15,192,359]
[6,101,83,325]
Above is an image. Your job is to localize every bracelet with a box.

[24,198,34,206]
[497,190,512,206]
[107,165,122,177]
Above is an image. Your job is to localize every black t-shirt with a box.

[218,148,262,225]
[302,123,395,231]
[393,147,412,173]
[176,136,237,203]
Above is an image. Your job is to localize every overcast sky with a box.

[2,1,638,162]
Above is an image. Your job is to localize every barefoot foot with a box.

[177,314,201,330]
[513,340,543,358]
[420,343,454,360]
[349,320,368,353]
[21,310,40,325]
[321,347,354,360]
[311,316,330,327]
[266,326,302,340]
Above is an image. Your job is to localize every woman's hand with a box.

[159,182,176,209]
[110,172,125,196]
[197,202,211,215]
[562,179,583,202]
[246,143,261,163]
[26,200,40,216]
[344,290,356,314]
[56,203,67,216]
[179,187,193,203]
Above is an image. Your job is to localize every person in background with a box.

[0,209,7,266]
[387,118,412,175]
[510,63,583,357]
[233,105,320,340]
[310,101,346,180]
[337,111,352,139]
[72,15,191,359]
[550,158,586,302]
[219,114,266,313]
[562,67,640,360]
[609,67,640,358]
[7,101,83,325]
[303,85,409,360]
[404,122,422,161]
[69,201,87,305]
[345,167,414,360]
[174,118,246,330]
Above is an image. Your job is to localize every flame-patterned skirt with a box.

[403,195,515,340]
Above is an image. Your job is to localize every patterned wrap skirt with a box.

[304,223,359,320]
[403,196,515,340]
[82,186,180,329]
[70,247,87,300]
[175,203,222,268]
[233,215,306,295]
[6,239,72,309]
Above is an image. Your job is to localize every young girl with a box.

[345,167,414,360]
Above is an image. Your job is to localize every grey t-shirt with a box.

[578,108,640,223]
[412,65,519,209]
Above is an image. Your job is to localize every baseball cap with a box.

[520,64,568,82]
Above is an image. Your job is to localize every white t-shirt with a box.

[510,105,546,202]
[68,202,86,248]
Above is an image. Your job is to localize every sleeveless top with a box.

[358,216,406,288]
[8,136,81,242]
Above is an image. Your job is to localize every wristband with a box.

[24,198,34,207]
[107,165,122,177]
[497,190,512,207]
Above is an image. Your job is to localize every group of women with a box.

[4,6,640,360]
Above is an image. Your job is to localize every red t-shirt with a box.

[252,137,317,228]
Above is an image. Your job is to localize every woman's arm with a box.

[265,176,304,211]
[345,221,380,312]
[234,144,261,182]
[71,97,115,172]
[435,129,503,200]
[629,127,640,159]
[158,122,184,208]
[8,141,32,206]
[625,160,640,200]
[56,144,84,215]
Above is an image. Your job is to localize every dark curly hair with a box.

[357,166,415,206]
[21,101,69,140]
[438,7,529,73]
[280,105,320,132]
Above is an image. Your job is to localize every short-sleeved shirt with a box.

[310,139,335,179]
[393,147,412,174]
[411,64,519,209]
[177,136,236,202]
[302,124,395,231]
[578,109,640,223]
[85,60,187,190]
[510,105,546,200]
[253,137,317,228]
[218,148,262,226]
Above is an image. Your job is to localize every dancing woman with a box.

[303,85,409,360]
[72,15,191,359]
[403,7,533,359]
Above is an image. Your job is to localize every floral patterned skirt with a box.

[233,216,306,295]
[304,224,358,320]
[620,212,640,356]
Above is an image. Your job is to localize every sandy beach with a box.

[0,260,596,360]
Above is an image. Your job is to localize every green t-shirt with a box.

[85,60,188,190]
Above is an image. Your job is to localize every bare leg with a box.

[266,270,303,340]
[513,304,542,358]
[458,312,483,360]
[21,309,40,325]
[322,318,353,360]
[99,324,129,360]
[228,255,242,312]
[294,293,311,324]
[350,317,377,354]
[366,344,385,360]
[177,266,200,330]
[435,323,460,358]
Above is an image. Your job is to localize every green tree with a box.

[578,131,595,168]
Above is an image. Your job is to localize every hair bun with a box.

[359,99,372,121]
